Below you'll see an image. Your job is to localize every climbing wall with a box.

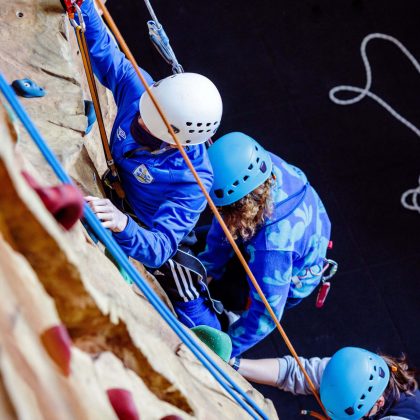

[0,1,277,419]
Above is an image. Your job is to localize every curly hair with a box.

[380,353,418,401]
[218,176,275,241]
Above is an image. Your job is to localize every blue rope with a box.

[0,74,267,420]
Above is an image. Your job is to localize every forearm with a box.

[276,356,330,395]
[236,358,280,386]
[113,217,175,268]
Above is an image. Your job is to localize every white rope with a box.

[329,33,420,213]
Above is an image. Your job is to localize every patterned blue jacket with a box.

[199,153,331,356]
[80,0,213,268]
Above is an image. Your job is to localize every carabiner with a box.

[69,2,85,31]
[322,259,338,281]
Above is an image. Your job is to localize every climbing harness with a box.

[143,0,183,74]
[329,33,420,215]
[0,73,268,420]
[94,1,329,416]
[63,0,125,199]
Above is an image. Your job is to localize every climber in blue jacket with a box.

[198,132,332,357]
[78,0,223,328]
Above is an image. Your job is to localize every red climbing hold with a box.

[107,389,139,420]
[22,171,84,230]
[160,415,184,420]
[40,324,72,376]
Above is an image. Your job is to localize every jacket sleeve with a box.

[197,217,234,280]
[229,249,293,357]
[79,0,153,107]
[113,177,210,268]
[276,356,330,395]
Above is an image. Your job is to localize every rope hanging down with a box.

[93,0,329,416]
[143,0,184,74]
[329,33,420,215]
[0,74,267,420]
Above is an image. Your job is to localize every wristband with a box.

[232,357,241,371]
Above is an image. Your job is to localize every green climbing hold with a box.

[191,325,232,363]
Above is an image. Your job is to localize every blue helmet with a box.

[320,347,390,420]
[208,132,273,206]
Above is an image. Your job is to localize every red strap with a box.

[316,282,331,308]
[328,240,333,250]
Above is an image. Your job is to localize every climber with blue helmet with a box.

[76,0,223,329]
[229,347,420,420]
[198,132,332,356]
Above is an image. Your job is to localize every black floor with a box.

[107,1,420,418]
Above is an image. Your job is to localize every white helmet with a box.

[139,73,223,145]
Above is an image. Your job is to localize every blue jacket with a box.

[199,154,331,356]
[80,0,213,268]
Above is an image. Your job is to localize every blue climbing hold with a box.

[11,79,45,98]
[84,100,97,134]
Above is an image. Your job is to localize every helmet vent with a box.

[233,181,239,186]
[206,129,211,132]
[344,407,354,416]
[197,123,202,127]
[186,122,192,126]
[228,189,234,195]
[243,175,249,181]
[206,123,211,126]
[360,394,366,400]
[368,386,373,392]
[374,365,377,371]
[248,164,254,170]
[256,157,260,163]
[214,189,224,198]
[369,374,373,381]
[260,161,267,173]
[255,146,258,151]
[189,130,195,133]
[199,130,204,133]
[170,124,180,133]
[214,121,218,125]
[357,404,363,410]
[378,367,385,378]
[186,140,191,144]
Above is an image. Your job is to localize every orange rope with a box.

[75,24,125,198]
[93,0,329,416]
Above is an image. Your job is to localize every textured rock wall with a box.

[0,0,278,418]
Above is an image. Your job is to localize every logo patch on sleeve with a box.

[117,126,126,140]
[133,164,154,184]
